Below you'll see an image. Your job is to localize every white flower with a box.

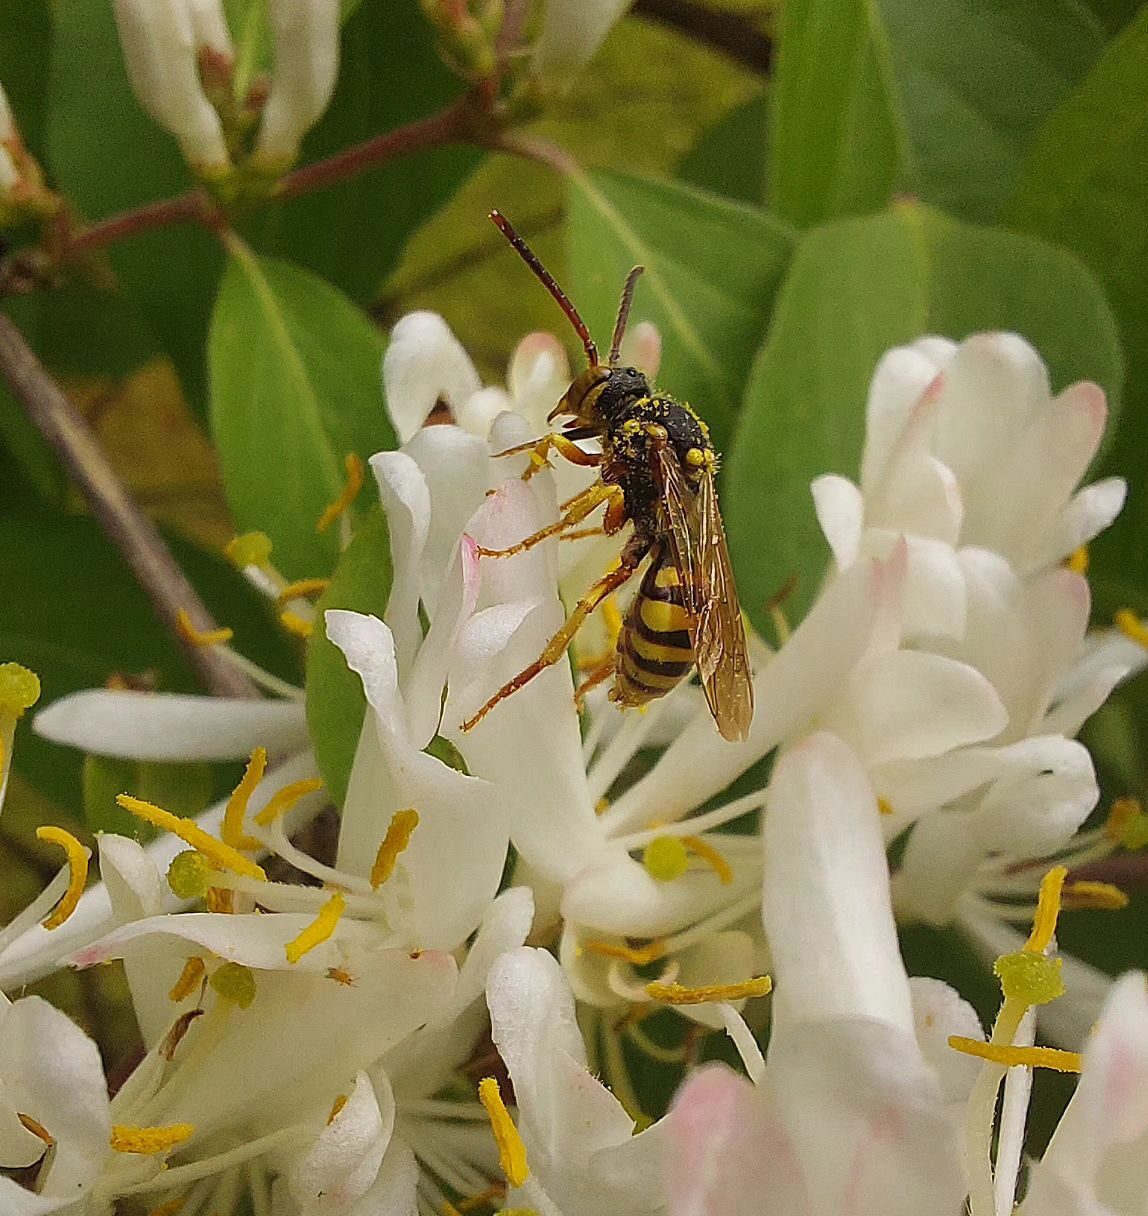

[533,0,635,83]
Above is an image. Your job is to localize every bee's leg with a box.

[559,527,606,542]
[574,654,616,710]
[460,550,641,732]
[494,433,604,481]
[477,483,624,558]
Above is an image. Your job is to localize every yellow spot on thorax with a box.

[35,826,89,929]
[1114,608,1148,651]
[175,609,233,648]
[371,808,419,889]
[276,577,330,605]
[947,1037,1081,1073]
[0,663,40,716]
[316,452,364,533]
[254,777,325,827]
[279,610,314,638]
[478,1077,529,1188]
[645,975,772,1005]
[223,747,266,851]
[168,956,206,1002]
[116,794,267,881]
[285,891,346,963]
[110,1123,195,1154]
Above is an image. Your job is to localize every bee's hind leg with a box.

[476,483,624,559]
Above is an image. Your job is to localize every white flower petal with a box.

[382,313,482,443]
[908,976,983,1103]
[1034,476,1127,570]
[895,810,987,928]
[371,450,431,676]
[345,1135,419,1216]
[508,332,572,436]
[811,474,864,567]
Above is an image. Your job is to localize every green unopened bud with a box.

[210,961,257,1008]
[994,951,1065,1006]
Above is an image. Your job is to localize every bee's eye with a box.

[625,367,638,377]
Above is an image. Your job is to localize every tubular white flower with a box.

[112,0,231,172]
[534,0,634,82]
[254,0,341,168]
[0,82,14,142]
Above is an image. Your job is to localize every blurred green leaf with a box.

[209,244,392,578]
[305,507,391,807]
[770,0,1104,227]
[567,170,794,454]
[0,513,298,806]
[1005,11,1148,594]
[0,0,52,159]
[677,92,769,205]
[726,204,1123,630]
[82,754,211,837]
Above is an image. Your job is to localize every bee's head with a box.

[548,364,650,429]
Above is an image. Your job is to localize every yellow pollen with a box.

[994,950,1064,1005]
[35,827,90,929]
[276,577,331,604]
[146,1200,187,1216]
[279,610,314,638]
[1062,880,1130,911]
[682,835,733,884]
[454,1184,505,1212]
[210,961,257,1008]
[947,1036,1082,1073]
[1114,608,1148,651]
[370,809,420,889]
[224,531,273,569]
[223,748,266,851]
[254,777,325,827]
[316,453,364,533]
[645,975,773,1005]
[582,938,667,965]
[0,662,41,716]
[1024,866,1067,954]
[168,956,206,1002]
[595,796,610,815]
[110,1123,195,1154]
[685,447,706,468]
[877,797,894,816]
[175,609,233,648]
[1066,546,1089,574]
[1104,796,1148,849]
[205,886,235,914]
[327,1094,348,1125]
[116,795,267,881]
[643,835,688,882]
[17,1112,54,1145]
[478,1077,529,1188]
[285,892,346,963]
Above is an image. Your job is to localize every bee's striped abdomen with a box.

[612,546,695,707]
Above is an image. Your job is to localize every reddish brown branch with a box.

[67,191,210,256]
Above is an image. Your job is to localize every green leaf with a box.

[0,0,53,159]
[770,0,1104,227]
[677,92,770,206]
[1005,10,1148,591]
[208,243,393,578]
[726,204,1123,630]
[305,508,391,807]
[82,755,212,837]
[567,170,795,455]
[0,513,299,807]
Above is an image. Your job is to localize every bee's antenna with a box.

[609,266,644,365]
[489,210,599,366]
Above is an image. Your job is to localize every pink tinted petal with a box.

[619,320,662,379]
[382,312,482,442]
[1033,476,1127,571]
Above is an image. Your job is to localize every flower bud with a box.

[112,0,231,175]
[533,0,633,85]
[252,0,340,171]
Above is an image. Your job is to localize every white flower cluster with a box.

[2,319,1146,1216]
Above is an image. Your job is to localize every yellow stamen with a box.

[254,777,325,827]
[279,610,314,639]
[478,1077,529,1188]
[224,531,273,569]
[454,1184,505,1212]
[948,1036,1082,1073]
[205,886,235,914]
[223,748,266,851]
[1062,880,1129,911]
[327,966,355,985]
[595,797,610,815]
[994,951,1064,1005]
[877,797,894,816]
[1024,866,1067,954]
[35,827,90,930]
[1114,608,1148,651]
[175,609,233,648]
[1104,796,1148,849]
[370,809,420,889]
[116,795,267,881]
[276,577,331,605]
[327,1094,348,1125]
[285,892,346,963]
[210,961,257,1008]
[682,835,733,884]
[643,835,688,882]
[167,850,212,900]
[582,938,667,966]
[0,662,41,716]
[1066,546,1089,574]
[17,1112,54,1145]
[168,956,206,1003]
[110,1123,195,1154]
[146,1199,187,1216]
[645,975,772,1005]
[316,453,364,533]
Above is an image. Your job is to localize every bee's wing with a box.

[653,445,754,742]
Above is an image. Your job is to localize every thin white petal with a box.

[382,313,482,443]
[811,475,864,567]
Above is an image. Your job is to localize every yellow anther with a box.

[224,531,273,569]
[643,835,689,882]
[35,827,90,930]
[17,1112,53,1145]
[1104,796,1148,849]
[682,835,733,885]
[1024,866,1067,954]
[316,453,364,533]
[994,951,1065,1005]
[645,975,773,1005]
[454,1184,505,1212]
[370,809,419,889]
[478,1077,529,1188]
[209,961,257,1008]
[582,938,667,966]
[205,885,235,914]
[168,956,206,1002]
[279,610,314,639]
[1114,608,1148,651]
[1062,880,1129,911]
[285,892,346,963]
[1066,546,1089,574]
[326,966,355,985]
[877,797,894,816]
[116,795,267,882]
[167,850,212,900]
[947,1036,1082,1073]
[110,1123,195,1154]
[254,777,325,827]
[442,1204,464,1216]
[175,609,233,648]
[594,796,611,815]
[276,577,331,605]
[222,748,266,851]
[146,1199,187,1216]
[327,1094,348,1125]
[0,663,40,716]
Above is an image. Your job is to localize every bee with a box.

[460,211,753,742]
